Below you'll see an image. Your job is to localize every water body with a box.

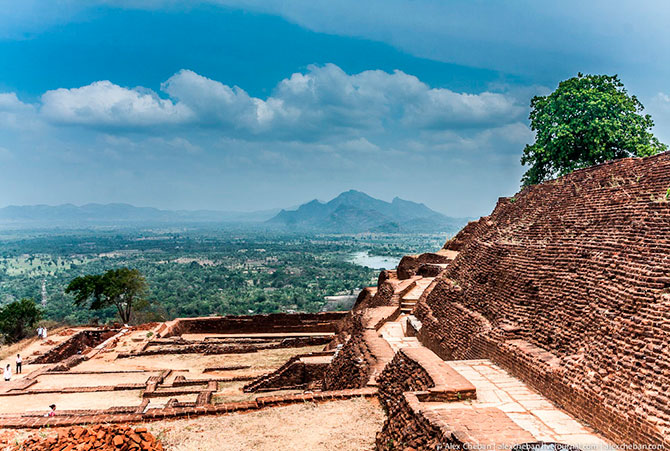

[349,251,399,270]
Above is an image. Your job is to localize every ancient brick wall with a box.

[415,153,670,446]
[243,352,332,392]
[161,312,347,337]
[376,351,442,450]
[322,314,371,390]
[31,330,118,364]
[376,351,434,412]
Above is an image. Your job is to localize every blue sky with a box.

[1,1,669,217]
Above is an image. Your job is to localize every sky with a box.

[0,1,669,217]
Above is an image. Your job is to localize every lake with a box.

[349,251,399,270]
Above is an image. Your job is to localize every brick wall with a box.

[161,312,347,337]
[414,153,670,446]
[31,330,118,364]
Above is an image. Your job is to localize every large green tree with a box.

[65,268,147,324]
[0,298,42,343]
[521,73,667,186]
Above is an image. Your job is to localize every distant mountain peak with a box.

[267,190,468,233]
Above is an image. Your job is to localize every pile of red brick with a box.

[15,425,163,451]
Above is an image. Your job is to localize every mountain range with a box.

[267,190,468,233]
[0,203,280,226]
[0,191,470,233]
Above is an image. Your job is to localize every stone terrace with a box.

[0,313,375,431]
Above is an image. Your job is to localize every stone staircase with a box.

[399,277,434,314]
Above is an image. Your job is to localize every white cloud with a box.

[0,92,31,112]
[161,70,265,129]
[0,92,37,130]
[41,80,192,127]
[35,64,524,141]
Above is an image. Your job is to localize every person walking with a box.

[16,354,22,374]
[42,327,48,339]
[45,404,56,417]
[37,327,43,339]
[4,364,11,382]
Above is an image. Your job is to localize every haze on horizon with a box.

[1,1,669,218]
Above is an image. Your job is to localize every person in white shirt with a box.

[16,354,22,374]
[42,327,48,339]
[37,327,43,339]
[4,364,11,381]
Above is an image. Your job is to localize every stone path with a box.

[443,360,610,449]
[372,270,612,449]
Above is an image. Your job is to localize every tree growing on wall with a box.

[65,268,147,324]
[0,298,42,343]
[521,73,667,186]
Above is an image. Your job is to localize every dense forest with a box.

[0,227,446,324]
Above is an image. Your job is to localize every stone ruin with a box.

[2,153,669,449]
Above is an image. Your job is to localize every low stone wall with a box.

[397,252,453,280]
[322,313,395,390]
[243,351,333,392]
[160,312,347,337]
[375,348,478,450]
[0,387,378,429]
[377,392,452,451]
[30,330,119,364]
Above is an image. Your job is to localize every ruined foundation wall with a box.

[322,314,371,390]
[375,352,437,450]
[415,153,670,446]
[161,312,347,337]
[31,330,118,364]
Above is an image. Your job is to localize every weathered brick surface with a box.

[322,313,395,390]
[14,424,163,450]
[414,153,670,446]
[397,252,453,280]
[375,350,535,450]
[160,312,347,337]
[243,351,333,392]
[30,330,119,364]
[0,388,377,429]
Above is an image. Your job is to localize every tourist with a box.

[42,327,48,339]
[3,364,11,382]
[45,404,56,417]
[37,327,43,339]
[15,354,22,374]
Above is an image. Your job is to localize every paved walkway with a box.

[374,272,611,449]
[443,360,610,449]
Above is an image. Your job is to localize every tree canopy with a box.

[521,73,667,186]
[65,268,147,324]
[0,298,42,343]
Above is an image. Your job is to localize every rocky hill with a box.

[267,190,468,233]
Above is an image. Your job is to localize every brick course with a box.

[414,153,670,446]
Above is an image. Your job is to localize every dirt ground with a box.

[32,371,158,389]
[75,345,325,379]
[0,398,384,451]
[145,397,384,451]
[0,389,144,415]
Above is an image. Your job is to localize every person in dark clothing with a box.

[16,354,22,374]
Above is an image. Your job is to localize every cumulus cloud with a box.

[0,92,37,130]
[0,92,32,112]
[41,80,192,127]
[36,64,525,140]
